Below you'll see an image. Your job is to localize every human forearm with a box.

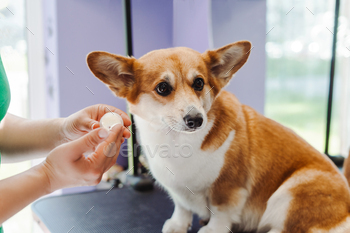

[0,114,64,162]
[0,164,50,224]
[0,125,123,223]
[0,105,131,163]
[0,112,125,224]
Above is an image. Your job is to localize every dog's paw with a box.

[197,226,216,233]
[162,219,189,233]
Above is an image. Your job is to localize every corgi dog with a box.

[87,41,350,233]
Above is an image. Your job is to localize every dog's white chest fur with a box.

[134,115,235,217]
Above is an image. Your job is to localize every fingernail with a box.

[92,122,99,129]
[98,128,109,139]
[120,126,126,135]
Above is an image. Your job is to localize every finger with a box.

[103,124,124,158]
[79,117,99,132]
[88,124,124,167]
[123,127,131,139]
[66,127,109,160]
[88,120,99,130]
[105,130,125,170]
[92,122,100,129]
[105,149,121,172]
[119,113,132,127]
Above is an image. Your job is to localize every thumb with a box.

[85,118,99,130]
[67,127,109,157]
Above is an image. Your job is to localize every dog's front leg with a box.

[162,201,193,233]
[197,207,233,233]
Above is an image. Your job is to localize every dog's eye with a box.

[155,82,172,96]
[193,78,204,91]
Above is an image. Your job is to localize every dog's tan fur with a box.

[87,41,350,233]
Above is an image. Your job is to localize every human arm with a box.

[0,124,124,224]
[0,114,64,162]
[0,104,131,163]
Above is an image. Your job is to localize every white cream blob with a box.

[100,112,124,131]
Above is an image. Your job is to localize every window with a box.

[265,0,350,156]
[335,1,350,156]
[0,0,39,232]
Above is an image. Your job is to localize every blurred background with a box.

[0,0,349,232]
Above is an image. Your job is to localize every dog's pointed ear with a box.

[87,51,135,98]
[203,41,251,89]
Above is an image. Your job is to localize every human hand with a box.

[60,104,131,145]
[40,124,124,193]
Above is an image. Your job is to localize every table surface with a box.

[32,185,202,233]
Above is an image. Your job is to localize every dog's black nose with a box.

[184,115,203,129]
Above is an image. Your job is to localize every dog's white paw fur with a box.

[162,218,189,233]
[198,225,233,233]
[197,226,217,233]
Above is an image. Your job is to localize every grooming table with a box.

[32,186,201,233]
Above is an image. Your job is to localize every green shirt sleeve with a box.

[0,55,10,231]
[0,55,11,166]
[0,55,11,122]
